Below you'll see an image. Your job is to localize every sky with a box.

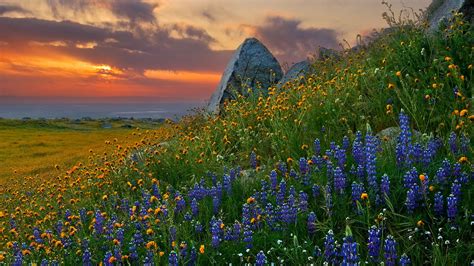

[0,0,431,103]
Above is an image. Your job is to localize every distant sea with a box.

[0,99,203,119]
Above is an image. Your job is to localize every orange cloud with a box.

[144,69,221,83]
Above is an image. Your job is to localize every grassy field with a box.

[0,119,161,183]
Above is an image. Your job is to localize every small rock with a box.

[278,60,311,87]
[318,47,341,61]
[377,127,421,145]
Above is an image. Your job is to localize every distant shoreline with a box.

[0,101,204,120]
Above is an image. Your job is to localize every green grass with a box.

[0,118,161,183]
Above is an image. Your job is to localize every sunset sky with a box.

[0,0,430,103]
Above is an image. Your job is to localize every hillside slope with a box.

[0,11,472,265]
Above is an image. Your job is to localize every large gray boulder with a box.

[278,60,311,87]
[427,0,473,31]
[207,38,283,114]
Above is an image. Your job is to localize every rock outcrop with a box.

[427,0,473,31]
[207,38,283,114]
[278,60,311,87]
[318,47,341,61]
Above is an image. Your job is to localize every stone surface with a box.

[278,60,311,87]
[428,0,472,31]
[318,47,341,61]
[377,127,421,145]
[207,38,283,113]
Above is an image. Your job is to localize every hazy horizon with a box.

[0,101,202,119]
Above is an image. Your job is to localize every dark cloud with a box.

[110,0,158,25]
[171,24,216,43]
[201,10,216,22]
[0,17,231,73]
[0,4,30,15]
[45,0,157,28]
[253,16,340,64]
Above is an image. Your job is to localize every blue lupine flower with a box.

[334,166,346,194]
[94,210,104,235]
[400,253,411,265]
[449,132,457,155]
[335,145,347,169]
[460,133,470,154]
[384,235,397,266]
[103,251,113,266]
[213,196,220,214]
[451,180,462,198]
[191,198,199,217]
[113,247,122,262]
[243,225,253,249]
[289,168,298,180]
[326,160,334,183]
[341,236,359,265]
[166,225,176,243]
[242,203,251,226]
[280,202,296,224]
[223,174,232,195]
[144,250,154,266]
[434,192,444,217]
[82,249,92,266]
[405,188,417,213]
[276,180,286,206]
[256,250,267,266]
[381,174,390,197]
[323,230,337,264]
[179,241,188,258]
[278,162,287,175]
[403,167,418,189]
[342,135,350,150]
[365,133,378,191]
[169,251,178,266]
[13,253,22,266]
[175,192,186,213]
[250,151,257,169]
[270,170,278,191]
[152,183,161,199]
[307,212,317,235]
[299,191,309,211]
[352,131,364,166]
[368,225,381,261]
[40,259,49,266]
[356,164,365,182]
[325,185,333,217]
[396,111,412,166]
[411,143,423,164]
[312,184,320,198]
[314,138,321,155]
[232,222,241,241]
[194,221,203,234]
[129,243,138,261]
[330,141,336,152]
[299,157,308,175]
[210,219,221,248]
[447,194,458,220]
[188,246,197,266]
[453,163,461,178]
[351,182,364,207]
[423,139,440,166]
